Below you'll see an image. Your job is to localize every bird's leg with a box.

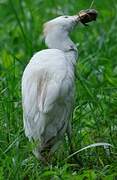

[39,147,50,165]
[32,140,50,165]
[38,137,56,164]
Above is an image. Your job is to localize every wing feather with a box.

[22,68,61,140]
[22,49,72,144]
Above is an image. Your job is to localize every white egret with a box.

[22,9,97,162]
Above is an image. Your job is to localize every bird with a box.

[22,9,98,162]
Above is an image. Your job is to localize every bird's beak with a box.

[77,9,98,26]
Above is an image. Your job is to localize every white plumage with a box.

[22,15,79,160]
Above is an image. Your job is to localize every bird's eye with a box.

[64,16,68,18]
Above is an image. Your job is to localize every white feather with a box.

[22,15,79,157]
[22,49,75,141]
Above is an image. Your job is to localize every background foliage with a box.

[0,0,117,179]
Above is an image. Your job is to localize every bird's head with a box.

[43,15,79,37]
[43,9,98,49]
[43,9,98,36]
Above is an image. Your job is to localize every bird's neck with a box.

[45,30,78,65]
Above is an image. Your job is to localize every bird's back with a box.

[22,48,74,153]
[29,49,67,71]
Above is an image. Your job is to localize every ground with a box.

[0,0,117,179]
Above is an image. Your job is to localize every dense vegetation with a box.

[0,0,117,179]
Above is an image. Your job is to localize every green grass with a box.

[0,0,117,179]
